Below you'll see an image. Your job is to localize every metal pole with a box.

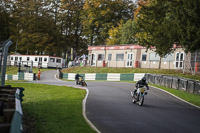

[194,50,197,75]
[1,39,12,86]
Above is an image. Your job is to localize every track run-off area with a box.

[32,70,200,133]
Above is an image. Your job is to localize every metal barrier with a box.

[145,73,200,95]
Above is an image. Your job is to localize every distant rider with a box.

[75,73,81,85]
[134,77,149,93]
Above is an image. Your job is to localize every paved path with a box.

[33,70,200,133]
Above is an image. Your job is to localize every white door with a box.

[91,54,96,66]
[175,52,184,68]
[126,53,134,67]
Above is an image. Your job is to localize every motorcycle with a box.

[131,87,148,106]
[78,76,87,87]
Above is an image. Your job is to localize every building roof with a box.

[10,54,62,58]
[88,45,146,51]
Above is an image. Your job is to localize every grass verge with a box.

[6,82,95,133]
[149,83,200,107]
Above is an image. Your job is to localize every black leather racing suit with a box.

[135,79,149,90]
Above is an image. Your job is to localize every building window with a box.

[39,57,42,62]
[44,58,47,62]
[11,57,13,60]
[27,57,30,61]
[50,58,55,62]
[116,54,124,61]
[15,57,18,61]
[149,52,160,61]
[56,59,61,63]
[97,54,104,60]
[163,54,174,61]
[35,57,38,61]
[19,57,22,61]
[142,53,147,61]
[108,54,112,61]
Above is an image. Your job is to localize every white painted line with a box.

[150,85,200,109]
[82,88,101,133]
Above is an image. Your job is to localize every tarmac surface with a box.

[32,70,200,133]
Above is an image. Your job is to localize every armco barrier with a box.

[0,86,24,133]
[187,80,195,94]
[165,76,173,88]
[171,76,179,90]
[149,74,155,84]
[154,75,161,85]
[144,73,150,83]
[179,78,188,91]
[194,81,200,95]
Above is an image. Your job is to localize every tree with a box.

[106,19,138,45]
[82,0,135,45]
[0,0,10,42]
[60,0,87,59]
[136,0,200,56]
[9,0,61,55]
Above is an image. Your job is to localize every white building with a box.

[9,55,63,68]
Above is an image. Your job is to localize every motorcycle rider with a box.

[75,73,81,85]
[134,77,149,94]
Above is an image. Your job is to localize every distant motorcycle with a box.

[131,87,148,106]
[78,76,87,87]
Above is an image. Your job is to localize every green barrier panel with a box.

[63,73,68,79]
[10,111,22,133]
[96,73,107,80]
[7,75,13,80]
[120,73,134,81]
[18,73,24,80]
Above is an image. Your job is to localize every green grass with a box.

[6,66,55,74]
[6,82,95,133]
[150,83,200,107]
[62,67,200,81]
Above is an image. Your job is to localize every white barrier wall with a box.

[24,73,34,81]
[85,73,96,80]
[68,73,76,80]
[13,75,18,80]
[107,73,120,81]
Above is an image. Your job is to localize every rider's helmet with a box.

[142,77,146,81]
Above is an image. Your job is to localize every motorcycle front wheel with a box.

[138,95,144,106]
[132,97,136,103]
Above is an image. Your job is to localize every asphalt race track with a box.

[33,70,200,133]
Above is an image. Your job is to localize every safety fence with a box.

[0,86,24,133]
[145,73,200,95]
[60,73,145,81]
[5,73,35,81]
